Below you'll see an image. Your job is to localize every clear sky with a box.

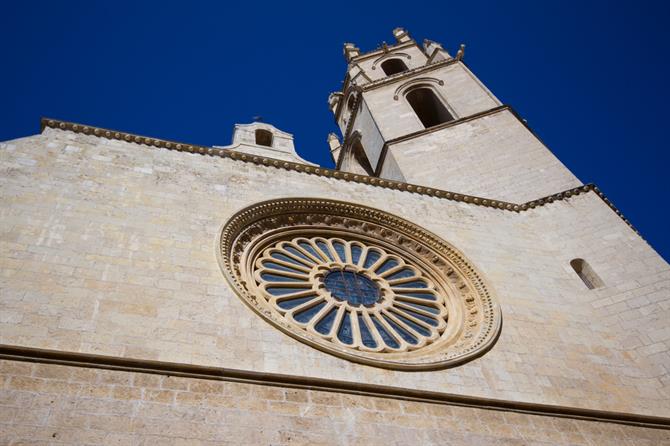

[2,1,669,260]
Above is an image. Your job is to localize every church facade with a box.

[1,29,669,444]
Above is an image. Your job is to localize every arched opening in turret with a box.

[255,129,273,147]
[406,87,453,128]
[380,59,408,76]
[570,258,604,290]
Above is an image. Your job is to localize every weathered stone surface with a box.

[1,360,669,446]
[0,127,668,419]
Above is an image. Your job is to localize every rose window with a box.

[255,237,448,351]
[219,198,501,370]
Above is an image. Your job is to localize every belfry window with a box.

[570,258,604,290]
[380,59,408,76]
[255,129,273,147]
[406,87,454,128]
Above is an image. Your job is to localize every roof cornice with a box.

[38,118,639,236]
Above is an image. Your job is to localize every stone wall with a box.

[0,127,668,420]
[382,108,582,202]
[1,360,668,446]
[530,192,670,411]
[362,62,501,141]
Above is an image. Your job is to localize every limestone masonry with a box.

[1,29,669,445]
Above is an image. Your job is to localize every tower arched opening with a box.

[405,87,453,128]
[255,129,273,147]
[380,59,409,76]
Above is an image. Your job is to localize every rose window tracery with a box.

[256,237,448,351]
[218,198,501,370]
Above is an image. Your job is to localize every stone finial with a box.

[392,27,411,43]
[456,44,466,61]
[327,133,342,164]
[343,43,361,62]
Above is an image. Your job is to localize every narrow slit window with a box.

[570,258,604,290]
[255,129,273,147]
[405,87,453,128]
[380,59,408,76]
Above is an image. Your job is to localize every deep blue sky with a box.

[2,1,669,261]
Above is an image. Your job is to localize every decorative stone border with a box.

[39,118,639,235]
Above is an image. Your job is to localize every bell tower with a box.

[328,28,581,203]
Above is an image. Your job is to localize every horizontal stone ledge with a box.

[0,344,668,430]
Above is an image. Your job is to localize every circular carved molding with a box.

[218,198,501,370]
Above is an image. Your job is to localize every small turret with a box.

[423,39,451,63]
[215,122,317,165]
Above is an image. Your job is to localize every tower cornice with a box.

[359,57,458,93]
[347,40,418,64]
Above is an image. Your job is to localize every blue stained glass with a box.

[363,250,381,268]
[382,313,418,345]
[262,261,302,273]
[285,246,314,264]
[391,311,431,336]
[298,242,322,260]
[351,245,363,264]
[398,300,439,314]
[324,271,380,306]
[271,252,308,267]
[277,296,316,310]
[316,241,334,261]
[294,301,326,323]
[266,287,309,296]
[376,259,399,274]
[394,280,428,289]
[370,315,400,348]
[395,292,436,301]
[315,307,338,334]
[332,242,347,262]
[337,311,354,344]
[386,268,416,280]
[358,315,377,348]
[396,307,439,326]
[260,273,303,283]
